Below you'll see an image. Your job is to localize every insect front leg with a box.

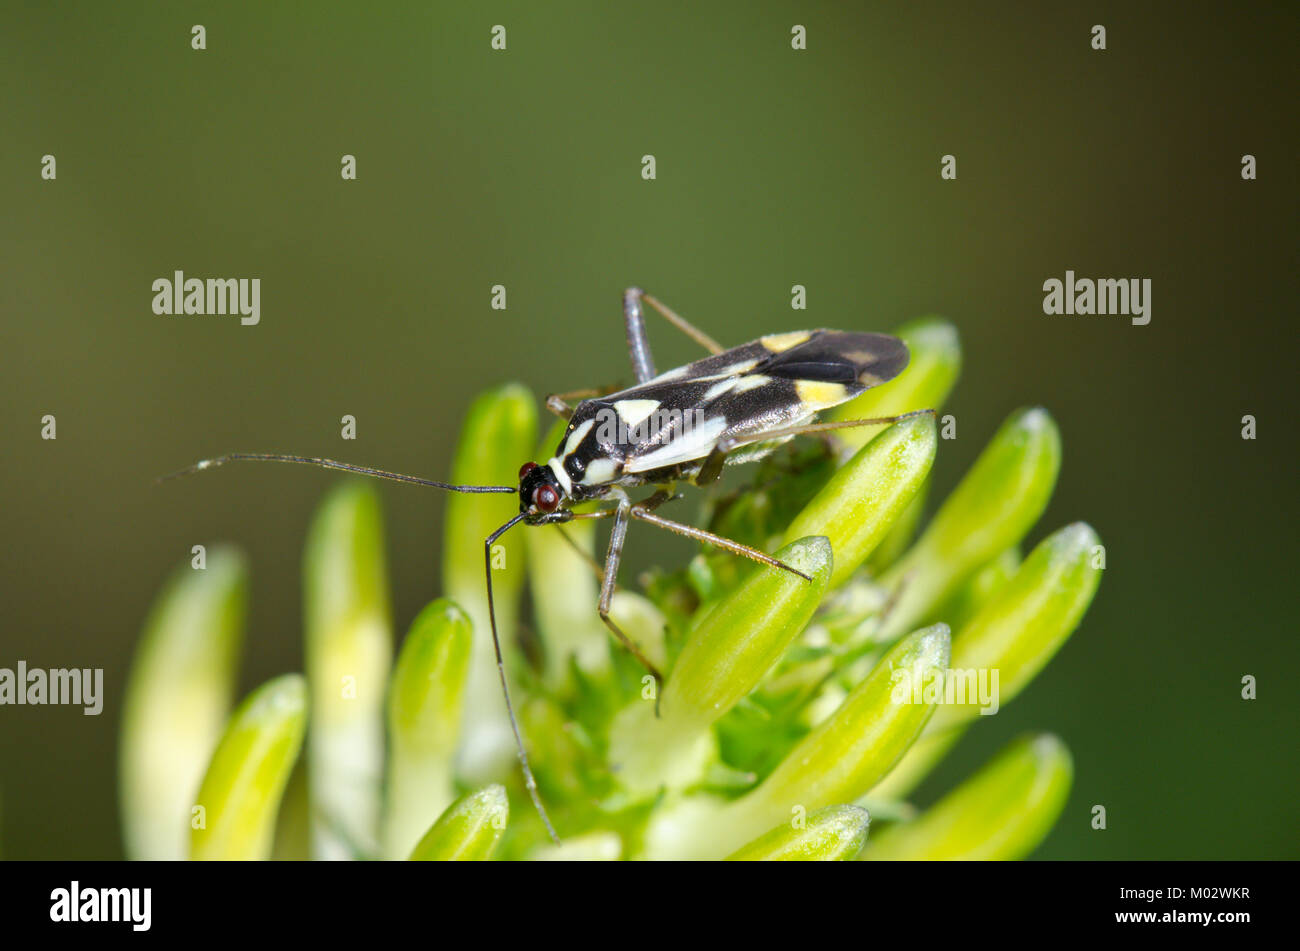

[596,499,666,709]
[546,385,628,419]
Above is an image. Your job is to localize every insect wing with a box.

[618,331,909,473]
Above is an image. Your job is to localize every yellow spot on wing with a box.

[760,331,813,353]
[842,349,878,364]
[795,379,849,410]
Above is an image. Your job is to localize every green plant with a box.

[121,317,1102,860]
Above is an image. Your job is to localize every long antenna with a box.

[157,451,556,836]
[155,452,516,493]
[484,513,559,843]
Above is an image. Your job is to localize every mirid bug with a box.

[160,288,932,842]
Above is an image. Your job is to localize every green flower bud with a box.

[190,674,307,861]
[727,805,870,861]
[879,407,1060,640]
[865,477,931,575]
[668,536,832,725]
[607,590,669,674]
[782,416,936,589]
[863,724,967,802]
[608,537,832,796]
[930,546,1021,634]
[303,481,392,859]
[865,734,1072,860]
[663,625,949,859]
[932,523,1102,731]
[383,599,472,859]
[529,831,623,861]
[520,694,589,803]
[120,548,246,860]
[735,625,948,825]
[408,785,508,861]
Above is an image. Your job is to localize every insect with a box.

[161,288,931,842]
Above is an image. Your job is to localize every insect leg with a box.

[631,288,725,355]
[629,506,813,583]
[564,492,671,584]
[623,288,658,383]
[695,409,937,485]
[546,395,575,420]
[623,287,727,385]
[483,514,559,843]
[596,501,666,705]
[545,388,606,420]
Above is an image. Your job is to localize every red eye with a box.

[519,462,539,479]
[532,484,560,512]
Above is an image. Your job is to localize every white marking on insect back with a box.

[581,457,618,485]
[731,374,769,394]
[625,415,728,473]
[548,457,573,494]
[622,357,764,393]
[563,419,595,457]
[702,379,737,401]
[716,359,762,377]
[613,399,660,428]
[647,365,689,383]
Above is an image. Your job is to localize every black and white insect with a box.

[162,288,930,841]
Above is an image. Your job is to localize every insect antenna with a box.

[154,452,517,493]
[484,513,560,843]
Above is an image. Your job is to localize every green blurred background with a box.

[1,1,1295,859]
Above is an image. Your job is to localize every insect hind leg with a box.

[695,409,937,485]
[623,287,725,384]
